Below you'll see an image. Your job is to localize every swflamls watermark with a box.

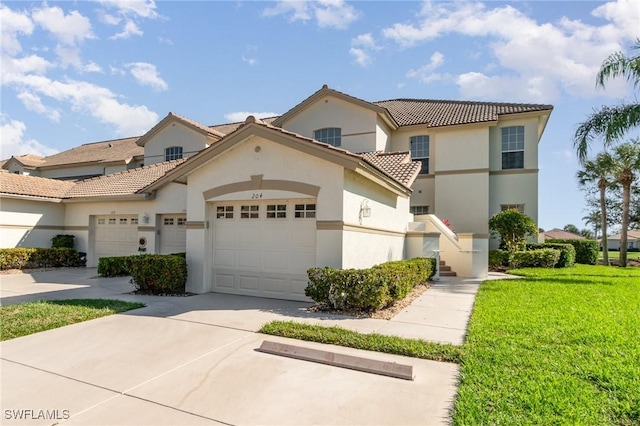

[4,409,70,421]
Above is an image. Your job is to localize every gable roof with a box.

[209,116,278,136]
[606,229,640,241]
[37,137,143,169]
[65,159,187,198]
[374,99,553,128]
[136,112,225,147]
[543,228,586,240]
[4,154,46,169]
[147,116,419,196]
[0,170,75,199]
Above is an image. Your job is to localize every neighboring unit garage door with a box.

[159,215,187,254]
[212,199,316,301]
[94,215,138,261]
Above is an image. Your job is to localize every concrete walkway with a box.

[0,268,511,425]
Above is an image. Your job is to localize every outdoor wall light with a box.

[142,213,150,224]
[359,199,371,224]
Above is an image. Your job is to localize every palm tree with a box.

[582,210,601,240]
[609,141,640,267]
[577,153,615,265]
[573,39,640,163]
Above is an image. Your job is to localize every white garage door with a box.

[94,215,138,261]
[159,215,187,254]
[212,199,316,301]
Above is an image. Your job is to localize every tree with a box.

[608,141,640,267]
[563,224,581,235]
[489,209,538,252]
[582,210,601,240]
[577,152,615,265]
[573,39,640,163]
[580,229,594,239]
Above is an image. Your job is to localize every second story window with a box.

[501,126,524,169]
[314,128,341,147]
[410,135,429,174]
[165,146,183,161]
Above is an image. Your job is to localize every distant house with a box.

[604,230,640,251]
[1,85,553,300]
[539,228,586,242]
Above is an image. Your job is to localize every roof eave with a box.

[63,193,148,203]
[356,161,413,197]
[0,193,65,203]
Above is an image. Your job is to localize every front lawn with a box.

[0,299,145,341]
[601,250,640,260]
[453,265,640,425]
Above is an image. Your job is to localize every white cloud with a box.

[0,55,53,77]
[407,51,445,83]
[110,20,143,40]
[349,48,371,67]
[263,0,359,29]
[83,61,103,73]
[242,56,258,66]
[0,116,58,157]
[97,11,121,26]
[383,0,639,101]
[125,62,168,91]
[97,0,159,19]
[456,72,559,103]
[158,36,173,45]
[17,91,61,122]
[32,6,94,46]
[224,111,279,122]
[350,33,381,67]
[0,4,34,55]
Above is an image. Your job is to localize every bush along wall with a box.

[527,243,576,268]
[128,255,187,294]
[489,248,566,270]
[547,239,599,265]
[305,258,435,312]
[0,248,84,270]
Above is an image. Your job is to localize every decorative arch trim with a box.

[203,175,320,200]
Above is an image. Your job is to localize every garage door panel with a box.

[239,274,259,291]
[94,215,138,262]
[215,273,235,289]
[214,250,236,268]
[236,249,261,269]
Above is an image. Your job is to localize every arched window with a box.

[314,128,341,147]
[165,146,183,161]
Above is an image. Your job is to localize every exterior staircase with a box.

[439,260,457,277]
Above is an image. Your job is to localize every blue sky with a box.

[1,0,638,231]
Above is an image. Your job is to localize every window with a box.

[119,218,128,225]
[177,218,187,226]
[241,205,259,219]
[295,204,316,218]
[501,204,525,214]
[267,204,286,219]
[108,218,116,224]
[216,206,234,219]
[501,126,524,169]
[410,206,429,215]
[410,135,429,174]
[165,146,183,161]
[97,218,106,225]
[314,128,341,147]
[164,218,174,226]
[131,218,139,225]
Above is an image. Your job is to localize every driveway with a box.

[0,268,473,425]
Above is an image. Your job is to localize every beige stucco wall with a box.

[185,135,346,293]
[435,172,490,234]
[0,198,66,248]
[143,122,209,166]
[489,116,540,171]
[281,95,381,154]
[410,176,435,212]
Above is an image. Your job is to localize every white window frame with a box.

[241,205,260,219]
[294,203,316,218]
[314,128,341,147]
[165,146,183,161]
[501,126,524,170]
[410,205,429,215]
[216,206,234,219]
[410,135,429,174]
[267,204,287,219]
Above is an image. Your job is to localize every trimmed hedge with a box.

[527,242,576,267]
[547,239,599,265]
[129,255,187,294]
[51,234,75,249]
[0,248,83,270]
[489,250,512,271]
[98,254,188,294]
[305,258,435,312]
[510,248,560,269]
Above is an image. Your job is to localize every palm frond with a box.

[597,38,640,89]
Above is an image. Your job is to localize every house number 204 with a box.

[251,193,263,199]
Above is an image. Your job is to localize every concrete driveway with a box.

[0,268,467,426]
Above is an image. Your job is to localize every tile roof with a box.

[605,230,640,240]
[39,137,143,168]
[361,151,421,186]
[9,154,46,168]
[166,112,226,138]
[373,99,553,127]
[65,159,187,198]
[0,170,75,199]
[543,228,586,240]
[209,116,278,136]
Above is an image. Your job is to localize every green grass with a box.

[453,265,640,425]
[259,321,463,363]
[601,251,640,260]
[0,299,145,341]
[261,265,640,425]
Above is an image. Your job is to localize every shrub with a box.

[305,258,434,312]
[510,249,560,269]
[128,255,187,294]
[51,234,75,249]
[489,209,538,252]
[0,248,36,270]
[527,243,576,268]
[97,256,135,277]
[489,250,512,270]
[547,239,599,265]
